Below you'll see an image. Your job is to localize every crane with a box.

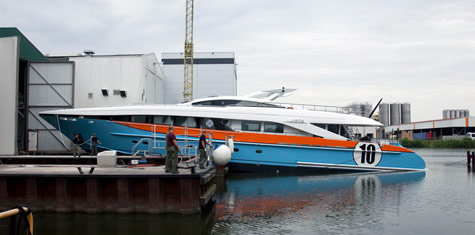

[183,0,194,102]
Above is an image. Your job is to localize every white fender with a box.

[227,138,234,153]
[213,145,232,166]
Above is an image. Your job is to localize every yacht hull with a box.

[40,115,426,172]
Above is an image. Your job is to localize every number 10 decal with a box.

[353,142,382,167]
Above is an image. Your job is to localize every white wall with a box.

[70,53,164,108]
[0,37,19,155]
[162,52,237,104]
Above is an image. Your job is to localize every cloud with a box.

[1,0,474,121]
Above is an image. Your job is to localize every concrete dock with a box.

[0,155,166,165]
[0,163,216,214]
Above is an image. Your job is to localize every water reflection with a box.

[213,171,426,234]
[29,206,215,235]
[0,172,426,235]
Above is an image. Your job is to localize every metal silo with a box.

[450,110,456,119]
[443,110,449,119]
[455,110,460,118]
[364,104,372,118]
[379,103,390,126]
[390,103,401,125]
[401,103,411,124]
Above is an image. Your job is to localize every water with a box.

[1,149,474,234]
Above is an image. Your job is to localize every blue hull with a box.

[41,116,426,172]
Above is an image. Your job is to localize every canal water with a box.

[1,149,474,234]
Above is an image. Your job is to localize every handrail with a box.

[131,138,152,156]
[268,101,354,113]
[0,206,34,235]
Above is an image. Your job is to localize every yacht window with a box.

[200,118,233,131]
[264,122,284,133]
[131,115,150,123]
[192,99,283,108]
[328,124,339,135]
[174,116,198,128]
[339,125,349,138]
[312,123,326,129]
[242,121,261,132]
[111,115,131,122]
[192,101,212,106]
[153,116,173,125]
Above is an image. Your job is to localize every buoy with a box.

[213,145,232,166]
[227,138,234,153]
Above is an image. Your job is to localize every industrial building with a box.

[1,28,165,154]
[0,28,238,155]
[162,52,237,104]
[384,117,475,140]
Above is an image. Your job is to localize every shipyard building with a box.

[0,28,237,155]
[161,52,237,104]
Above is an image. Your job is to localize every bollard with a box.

[468,151,472,167]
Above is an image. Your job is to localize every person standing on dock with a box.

[73,134,81,157]
[89,133,102,156]
[165,126,180,173]
[198,130,211,169]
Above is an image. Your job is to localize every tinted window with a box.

[312,123,326,129]
[328,124,339,134]
[153,116,173,125]
[242,121,261,132]
[111,115,131,122]
[264,122,284,133]
[131,115,150,123]
[175,116,198,128]
[200,118,233,131]
[192,99,283,108]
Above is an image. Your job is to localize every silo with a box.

[443,110,449,119]
[401,103,411,124]
[450,110,456,119]
[364,104,372,117]
[462,110,468,117]
[390,103,401,125]
[379,103,390,126]
[455,110,460,118]
[466,110,470,117]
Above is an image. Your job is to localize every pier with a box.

[0,161,216,214]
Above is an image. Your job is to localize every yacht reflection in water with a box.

[214,171,426,221]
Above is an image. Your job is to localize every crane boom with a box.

[183,0,194,102]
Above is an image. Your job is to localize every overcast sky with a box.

[1,0,474,121]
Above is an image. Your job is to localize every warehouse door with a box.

[27,62,74,152]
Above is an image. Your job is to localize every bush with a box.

[399,138,431,148]
[400,138,475,148]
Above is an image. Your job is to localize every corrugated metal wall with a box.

[162,52,237,104]
[70,54,163,108]
[28,62,74,152]
[0,37,19,155]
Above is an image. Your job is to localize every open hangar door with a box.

[27,62,74,153]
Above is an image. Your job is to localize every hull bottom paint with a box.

[40,116,427,173]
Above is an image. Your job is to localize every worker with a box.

[89,133,102,156]
[73,134,81,157]
[165,126,180,173]
[198,130,212,169]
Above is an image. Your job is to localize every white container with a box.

[97,150,117,167]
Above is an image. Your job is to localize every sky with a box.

[1,0,475,122]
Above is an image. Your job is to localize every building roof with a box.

[385,116,475,132]
[0,27,47,62]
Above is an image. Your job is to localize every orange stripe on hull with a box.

[113,121,412,152]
